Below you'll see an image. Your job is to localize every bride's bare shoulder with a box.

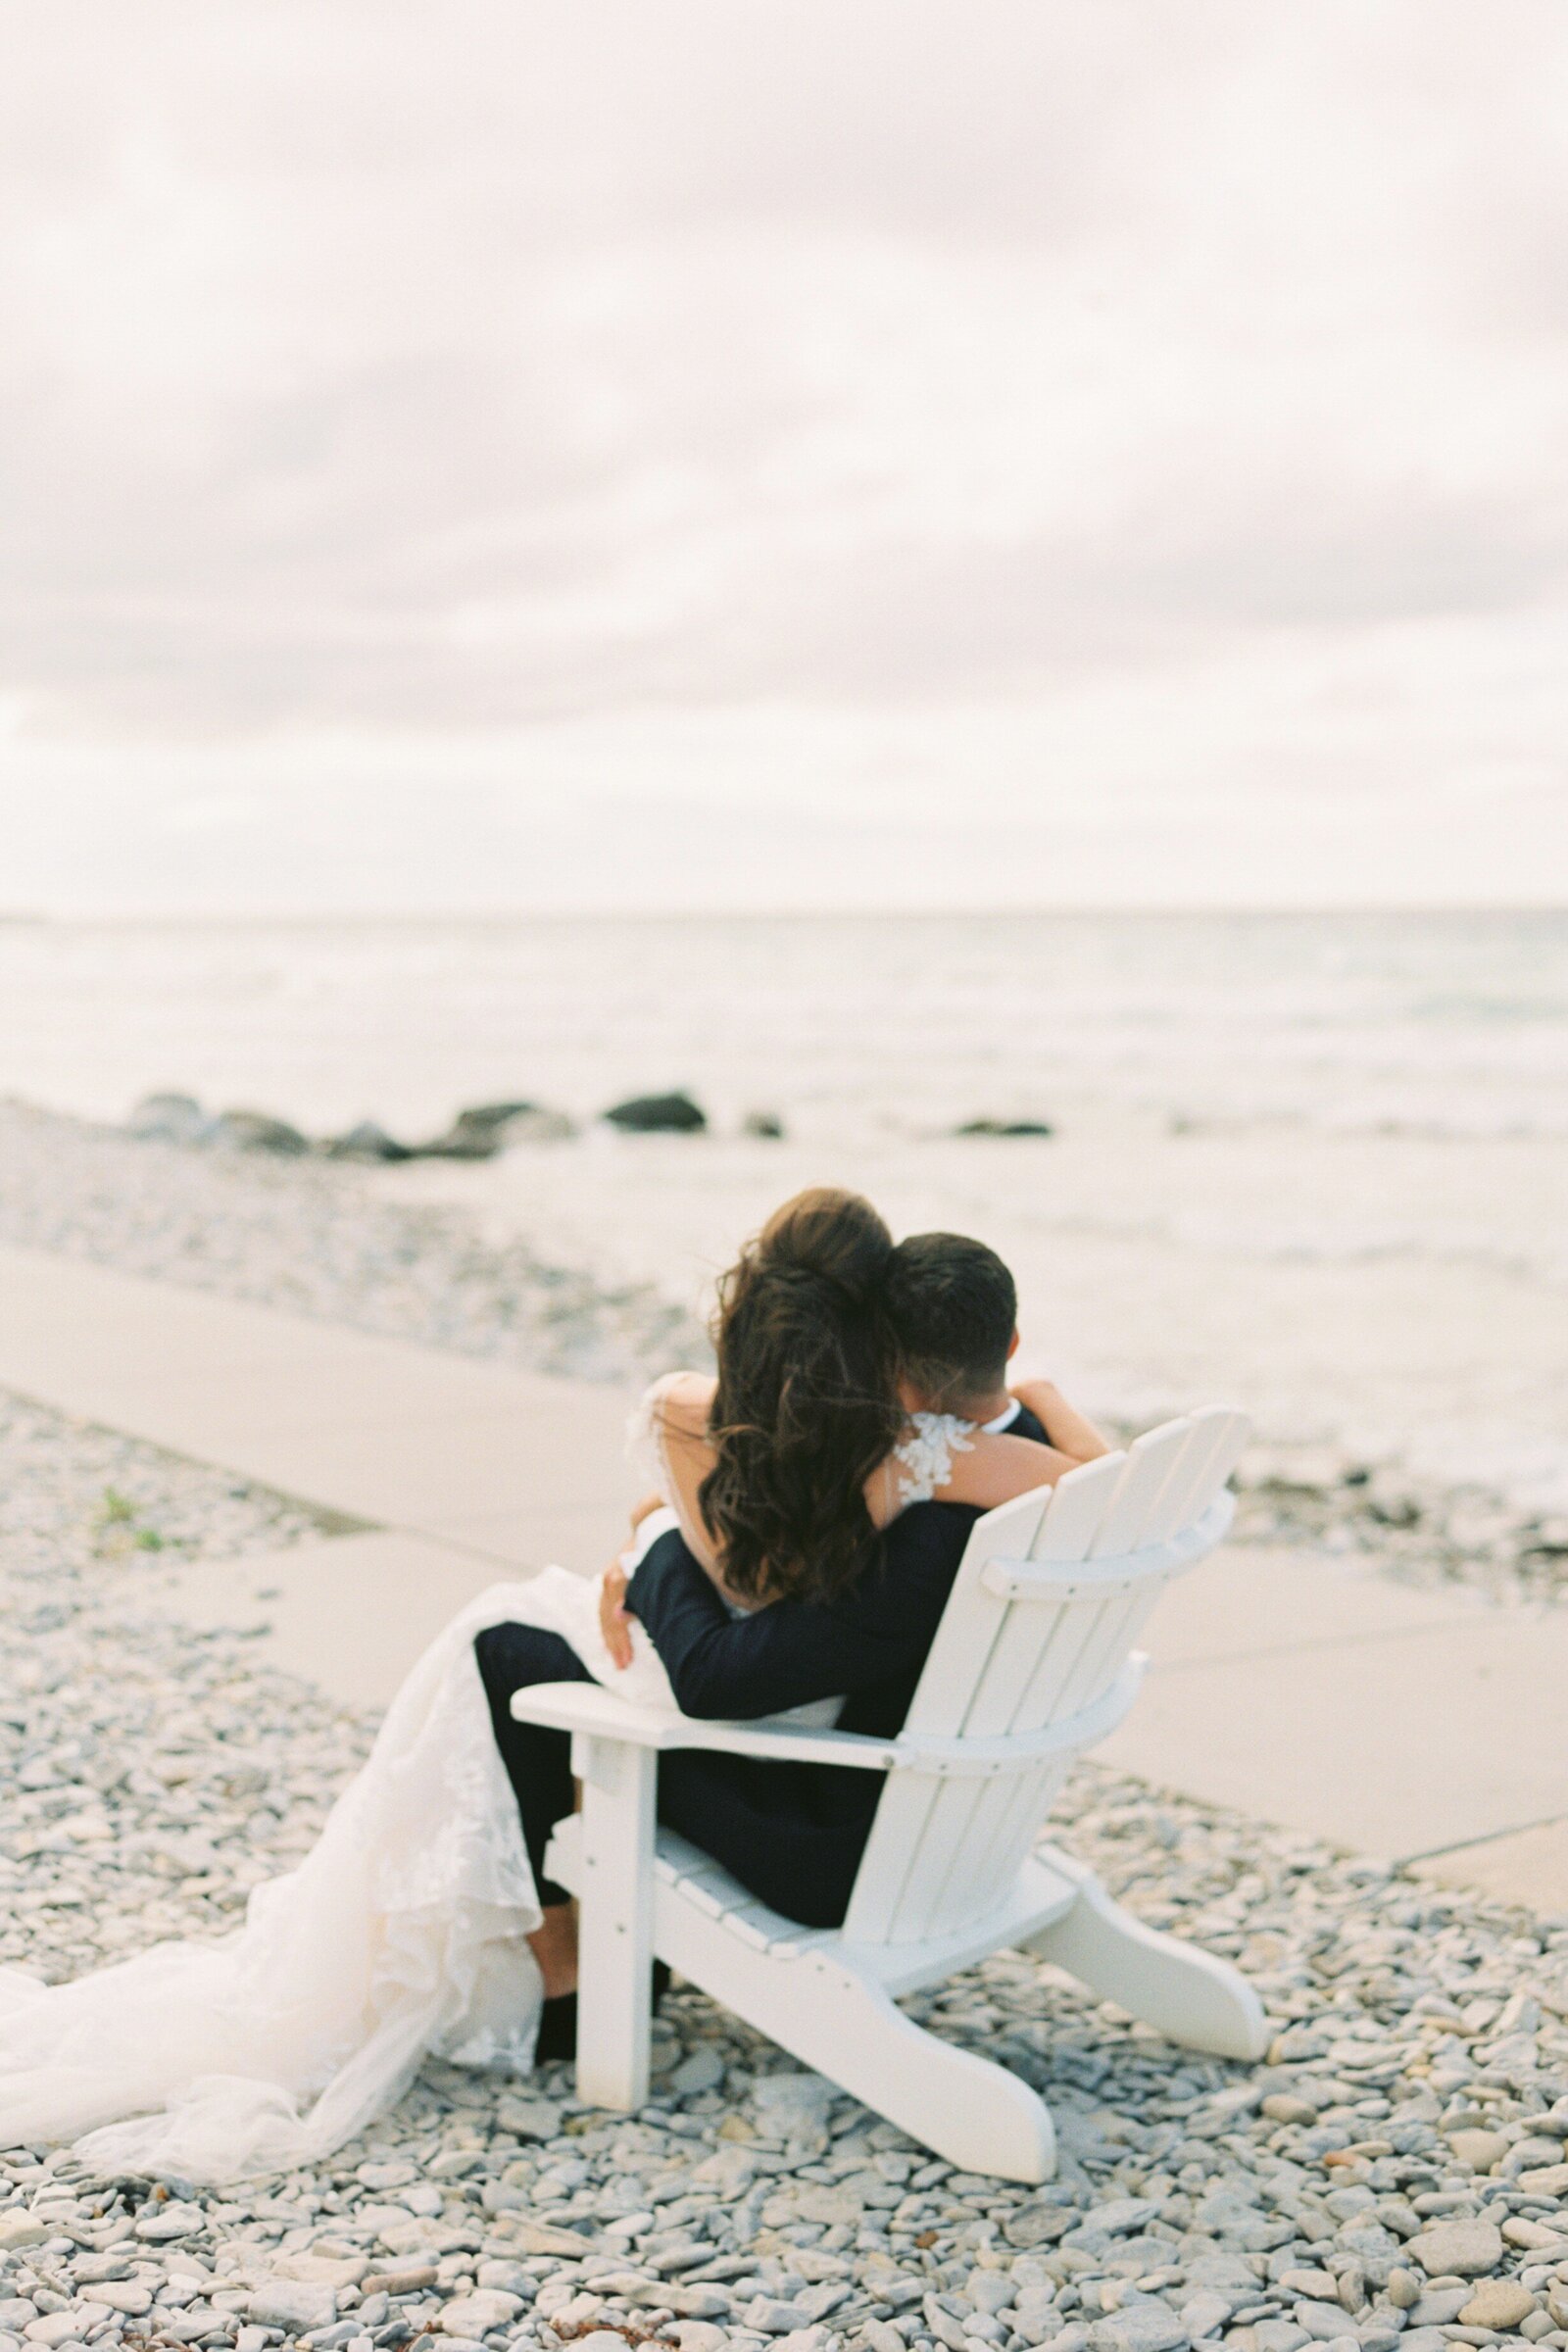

[645,1369,716,1449]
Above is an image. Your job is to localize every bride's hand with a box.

[600,1562,635,1669]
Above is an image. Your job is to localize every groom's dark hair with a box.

[886,1232,1017,1410]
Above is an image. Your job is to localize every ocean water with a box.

[4,906,1567,1140]
[3,908,1566,1507]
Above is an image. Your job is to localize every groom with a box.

[475,1232,1058,2000]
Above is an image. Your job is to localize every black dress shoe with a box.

[534,1964,673,2066]
[534,1991,578,2062]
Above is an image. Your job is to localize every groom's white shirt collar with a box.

[980,1399,1022,1434]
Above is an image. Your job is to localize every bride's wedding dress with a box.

[0,1384,969,2186]
[0,1491,684,2184]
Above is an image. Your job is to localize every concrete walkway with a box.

[1101,1548,1568,1906]
[4,1242,1564,1910]
[0,1244,634,1571]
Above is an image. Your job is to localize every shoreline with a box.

[0,1098,703,1391]
[0,1099,1563,1610]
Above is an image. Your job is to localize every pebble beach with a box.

[5,1097,1568,2352]
[8,1384,1568,2352]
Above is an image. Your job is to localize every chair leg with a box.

[690,1936,1056,2183]
[571,1735,657,2110]
[1027,1852,1267,2061]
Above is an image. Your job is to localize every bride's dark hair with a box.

[699,1186,902,1606]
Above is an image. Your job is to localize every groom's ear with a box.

[1006,1330,1021,1362]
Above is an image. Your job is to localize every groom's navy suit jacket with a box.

[479,1407,1051,1930]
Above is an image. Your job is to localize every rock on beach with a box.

[326,1120,414,1162]
[1090,2307,1190,2352]
[245,2282,338,2331]
[127,1091,211,1145]
[1459,2277,1538,2328]
[1408,2218,1505,2277]
[603,1089,707,1132]
[434,2288,522,2334]
[416,1101,576,1156]
[209,1107,311,1154]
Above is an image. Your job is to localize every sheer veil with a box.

[0,1370,929,2185]
[0,1565,677,2185]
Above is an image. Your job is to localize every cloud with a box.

[0,0,1564,903]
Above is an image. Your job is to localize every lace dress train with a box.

[0,1560,679,2186]
[0,1383,973,2184]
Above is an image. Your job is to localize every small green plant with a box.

[100,1489,135,1524]
[135,1529,165,1551]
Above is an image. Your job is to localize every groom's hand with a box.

[600,1561,635,1669]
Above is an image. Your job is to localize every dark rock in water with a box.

[447,1100,539,1136]
[326,1120,414,1163]
[210,1108,311,1155]
[127,1092,210,1146]
[955,1117,1054,1139]
[415,1120,503,1161]
[603,1092,707,1134]
[415,1102,533,1158]
[415,1100,576,1157]
[497,1105,576,1143]
[741,1109,786,1140]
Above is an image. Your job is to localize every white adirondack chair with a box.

[511,1404,1266,2181]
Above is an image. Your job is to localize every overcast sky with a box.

[2,1,1565,912]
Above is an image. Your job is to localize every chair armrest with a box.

[510,1654,1145,1778]
[509,1681,902,1771]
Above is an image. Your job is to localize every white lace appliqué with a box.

[891,1411,976,1508]
[0,1561,681,2185]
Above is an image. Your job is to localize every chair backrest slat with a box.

[842,1777,931,1942]
[960,1601,1054,1738]
[1139,1416,1215,1544]
[1029,1449,1126,1561]
[982,1756,1074,1899]
[1089,1418,1195,1557]
[910,1760,1072,1943]
[900,1488,1049,1739]
[956,1455,1122,1739]
[887,1779,990,1941]
[1151,1405,1250,1540]
[956,1756,1070,1919]
[1014,1593,1107,1728]
[842,1407,1249,1947]
[1051,1584,1159,1722]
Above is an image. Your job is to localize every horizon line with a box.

[4,901,1567,926]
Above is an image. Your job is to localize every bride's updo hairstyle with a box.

[700,1186,902,1605]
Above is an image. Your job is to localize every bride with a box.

[0,1190,1099,2185]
